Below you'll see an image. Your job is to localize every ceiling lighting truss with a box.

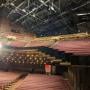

[22,0,61,28]
[6,0,60,26]
[39,0,60,12]
[15,0,50,23]
[30,0,90,31]
[6,1,46,25]
[7,1,26,17]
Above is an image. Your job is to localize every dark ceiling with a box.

[0,0,90,37]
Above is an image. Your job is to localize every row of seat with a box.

[0,72,71,90]
[0,71,21,90]
[16,74,71,90]
[0,50,56,65]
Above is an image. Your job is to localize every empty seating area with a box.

[0,49,72,90]
[0,71,21,90]
[0,72,71,90]
[0,50,55,65]
[51,39,90,56]
[0,45,88,90]
[0,50,58,72]
[15,74,71,90]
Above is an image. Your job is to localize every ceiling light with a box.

[39,0,47,6]
[1,3,4,6]
[32,14,36,17]
[22,9,26,13]
[10,3,15,6]
[51,6,54,10]
[39,0,44,3]
[77,13,90,16]
[50,6,56,12]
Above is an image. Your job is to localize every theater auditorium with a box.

[0,0,89,90]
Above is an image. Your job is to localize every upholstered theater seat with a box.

[0,71,21,89]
